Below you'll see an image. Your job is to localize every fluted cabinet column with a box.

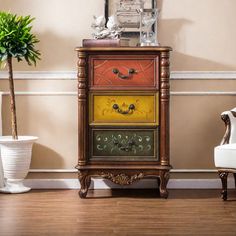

[77,51,87,166]
[160,51,170,166]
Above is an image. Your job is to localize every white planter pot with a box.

[0,136,38,193]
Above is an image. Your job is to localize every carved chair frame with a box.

[218,111,236,200]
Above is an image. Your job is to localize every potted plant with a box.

[0,12,40,193]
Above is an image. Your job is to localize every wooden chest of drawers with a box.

[75,47,172,198]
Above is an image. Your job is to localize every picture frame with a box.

[105,0,156,36]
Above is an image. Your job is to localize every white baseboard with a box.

[23,178,235,189]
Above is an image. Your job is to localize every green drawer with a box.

[90,128,158,161]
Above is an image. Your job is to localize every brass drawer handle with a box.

[112,68,136,79]
[112,103,135,114]
[113,139,135,152]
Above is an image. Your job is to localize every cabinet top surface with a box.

[75,46,172,52]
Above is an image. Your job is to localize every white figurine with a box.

[107,15,119,31]
[91,15,109,39]
[91,15,122,39]
[106,15,122,39]
[91,15,106,31]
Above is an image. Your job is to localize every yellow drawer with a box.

[89,92,158,126]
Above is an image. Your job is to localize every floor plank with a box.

[0,189,236,236]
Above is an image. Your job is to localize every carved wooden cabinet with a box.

[75,47,172,198]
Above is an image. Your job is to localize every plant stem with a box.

[7,56,18,140]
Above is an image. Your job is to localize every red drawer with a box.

[90,56,158,89]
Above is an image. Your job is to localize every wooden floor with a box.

[0,189,236,236]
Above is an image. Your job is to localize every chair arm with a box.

[221,109,236,145]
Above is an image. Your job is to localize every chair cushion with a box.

[214,144,236,169]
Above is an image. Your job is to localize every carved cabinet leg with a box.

[78,171,91,198]
[159,171,170,199]
[219,171,228,201]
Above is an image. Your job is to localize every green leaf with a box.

[0,46,6,53]
[0,53,7,62]
[0,11,41,66]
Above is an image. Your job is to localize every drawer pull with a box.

[112,68,136,79]
[112,103,135,114]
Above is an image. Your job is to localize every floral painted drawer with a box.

[89,92,159,126]
[89,55,158,89]
[90,128,158,161]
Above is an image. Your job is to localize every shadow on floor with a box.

[85,189,236,200]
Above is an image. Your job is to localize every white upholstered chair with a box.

[214,108,236,200]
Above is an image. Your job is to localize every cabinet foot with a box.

[159,171,170,199]
[160,189,169,199]
[78,171,91,199]
[79,189,88,198]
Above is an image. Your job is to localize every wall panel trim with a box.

[29,168,218,173]
[171,91,236,96]
[23,178,235,189]
[2,92,77,96]
[0,71,77,80]
[171,71,236,80]
[2,91,236,96]
[1,71,236,80]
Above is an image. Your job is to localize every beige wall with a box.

[0,0,105,71]
[159,0,236,70]
[1,0,236,179]
[1,0,236,71]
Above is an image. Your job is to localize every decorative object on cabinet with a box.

[91,15,122,39]
[0,12,40,193]
[139,8,159,46]
[82,38,129,47]
[105,0,156,36]
[214,108,236,200]
[75,46,172,198]
[88,13,128,47]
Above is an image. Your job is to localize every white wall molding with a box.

[1,71,236,80]
[29,169,78,173]
[171,169,217,173]
[29,168,218,173]
[0,71,77,80]
[2,91,236,96]
[23,178,235,189]
[171,91,236,96]
[171,71,236,80]
[2,91,77,96]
